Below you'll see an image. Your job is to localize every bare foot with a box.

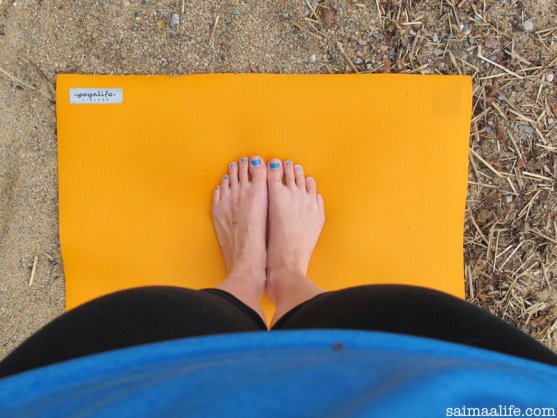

[211,155,268,323]
[266,159,326,327]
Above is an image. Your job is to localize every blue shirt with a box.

[0,330,556,417]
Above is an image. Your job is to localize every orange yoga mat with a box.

[56,73,472,325]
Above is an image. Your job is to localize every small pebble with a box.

[484,37,499,49]
[170,13,180,27]
[354,57,363,65]
[505,195,513,203]
[432,34,439,43]
[366,62,373,70]
[520,125,534,134]
[366,30,379,39]
[280,12,291,20]
[232,7,240,16]
[357,38,367,46]
[547,73,554,82]
[157,19,167,30]
[548,118,555,125]
[520,20,534,32]
[309,54,316,63]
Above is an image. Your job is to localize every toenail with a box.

[307,177,314,182]
[295,165,302,171]
[229,163,236,168]
[240,157,247,163]
[285,161,292,167]
[270,162,280,169]
[224,175,228,179]
[251,159,261,166]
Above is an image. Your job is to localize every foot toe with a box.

[317,193,324,212]
[220,173,230,190]
[306,176,316,195]
[283,160,295,187]
[228,161,238,186]
[294,164,305,189]
[249,155,266,182]
[238,157,249,183]
[212,185,221,206]
[267,159,283,187]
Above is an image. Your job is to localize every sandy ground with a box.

[1,0,556,361]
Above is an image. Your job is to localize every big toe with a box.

[249,155,267,183]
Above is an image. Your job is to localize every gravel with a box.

[520,20,534,31]
[170,12,179,27]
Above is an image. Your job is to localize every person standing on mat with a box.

[0,156,556,416]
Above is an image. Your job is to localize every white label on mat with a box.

[69,88,123,104]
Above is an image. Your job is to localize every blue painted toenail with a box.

[295,165,302,170]
[270,162,280,169]
[240,158,247,162]
[224,175,228,179]
[251,159,261,166]
[285,161,292,167]
[229,163,235,168]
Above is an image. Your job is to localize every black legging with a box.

[1,284,556,378]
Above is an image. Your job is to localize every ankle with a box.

[266,263,307,280]
[223,272,265,293]
[266,266,315,304]
[267,272,325,327]
[218,276,267,323]
[226,265,266,288]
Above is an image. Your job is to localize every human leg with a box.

[0,152,276,377]
[0,154,273,378]
[265,158,326,327]
[270,284,557,366]
[0,286,266,378]
[264,158,557,365]
[211,155,270,323]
